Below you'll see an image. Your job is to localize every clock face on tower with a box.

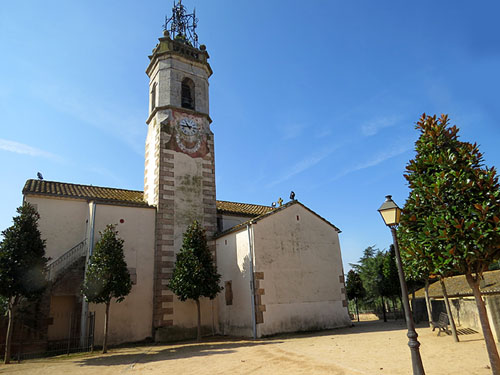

[175,116,202,154]
[179,117,199,136]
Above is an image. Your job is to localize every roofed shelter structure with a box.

[413,270,500,342]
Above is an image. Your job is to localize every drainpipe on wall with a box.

[247,221,257,339]
[80,201,96,346]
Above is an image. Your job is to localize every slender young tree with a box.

[168,220,222,341]
[399,113,500,373]
[82,225,132,354]
[0,203,47,364]
[346,270,365,322]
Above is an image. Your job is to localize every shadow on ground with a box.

[76,338,283,367]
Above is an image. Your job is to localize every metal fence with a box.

[0,312,95,362]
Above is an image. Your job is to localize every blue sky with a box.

[1,1,499,270]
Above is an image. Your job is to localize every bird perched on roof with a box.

[37,172,44,180]
[290,191,295,201]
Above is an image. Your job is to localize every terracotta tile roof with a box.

[215,200,341,238]
[414,269,500,298]
[216,200,273,216]
[23,179,150,207]
[23,179,272,216]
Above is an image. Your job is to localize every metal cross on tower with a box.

[164,0,199,48]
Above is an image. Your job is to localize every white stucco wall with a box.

[216,203,351,338]
[252,204,350,337]
[216,229,253,336]
[89,203,155,345]
[24,196,89,261]
[220,214,252,232]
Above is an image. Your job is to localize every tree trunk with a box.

[466,272,500,375]
[195,299,201,341]
[103,301,110,354]
[424,280,433,327]
[439,277,459,342]
[381,296,387,322]
[4,297,17,364]
[355,298,360,322]
[411,289,417,323]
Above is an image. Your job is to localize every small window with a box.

[225,281,233,305]
[128,267,137,285]
[151,82,157,112]
[181,78,195,110]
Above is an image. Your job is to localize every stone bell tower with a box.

[144,2,217,339]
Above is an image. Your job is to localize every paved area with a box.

[0,320,496,374]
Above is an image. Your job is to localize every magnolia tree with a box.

[168,220,222,341]
[398,114,500,373]
[0,203,47,364]
[82,225,132,353]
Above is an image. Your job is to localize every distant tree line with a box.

[346,245,404,322]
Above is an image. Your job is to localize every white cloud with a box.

[333,143,412,181]
[267,147,337,188]
[30,83,145,156]
[281,123,306,140]
[87,166,123,185]
[0,138,62,161]
[361,115,401,136]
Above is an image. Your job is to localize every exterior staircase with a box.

[46,240,87,281]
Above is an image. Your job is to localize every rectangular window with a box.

[150,82,157,112]
[128,267,137,285]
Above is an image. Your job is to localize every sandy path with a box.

[0,320,495,374]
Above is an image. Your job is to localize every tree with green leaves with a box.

[0,203,47,364]
[380,245,402,319]
[379,245,400,299]
[82,224,131,354]
[398,237,434,326]
[168,220,222,341]
[399,113,500,373]
[346,270,365,322]
[351,246,385,309]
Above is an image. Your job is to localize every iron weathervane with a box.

[164,0,199,48]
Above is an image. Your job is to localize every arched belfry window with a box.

[181,78,195,110]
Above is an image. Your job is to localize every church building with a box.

[22,2,351,345]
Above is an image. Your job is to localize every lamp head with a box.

[378,195,401,227]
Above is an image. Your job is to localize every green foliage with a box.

[168,220,222,302]
[82,225,132,304]
[380,245,401,298]
[0,296,7,316]
[399,114,500,278]
[346,270,365,301]
[350,246,385,304]
[0,203,47,302]
[350,245,403,312]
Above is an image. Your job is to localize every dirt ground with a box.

[0,319,496,375]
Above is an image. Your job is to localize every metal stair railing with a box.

[47,239,87,281]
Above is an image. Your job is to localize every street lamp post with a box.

[378,195,425,375]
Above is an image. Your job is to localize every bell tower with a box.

[144,1,217,339]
